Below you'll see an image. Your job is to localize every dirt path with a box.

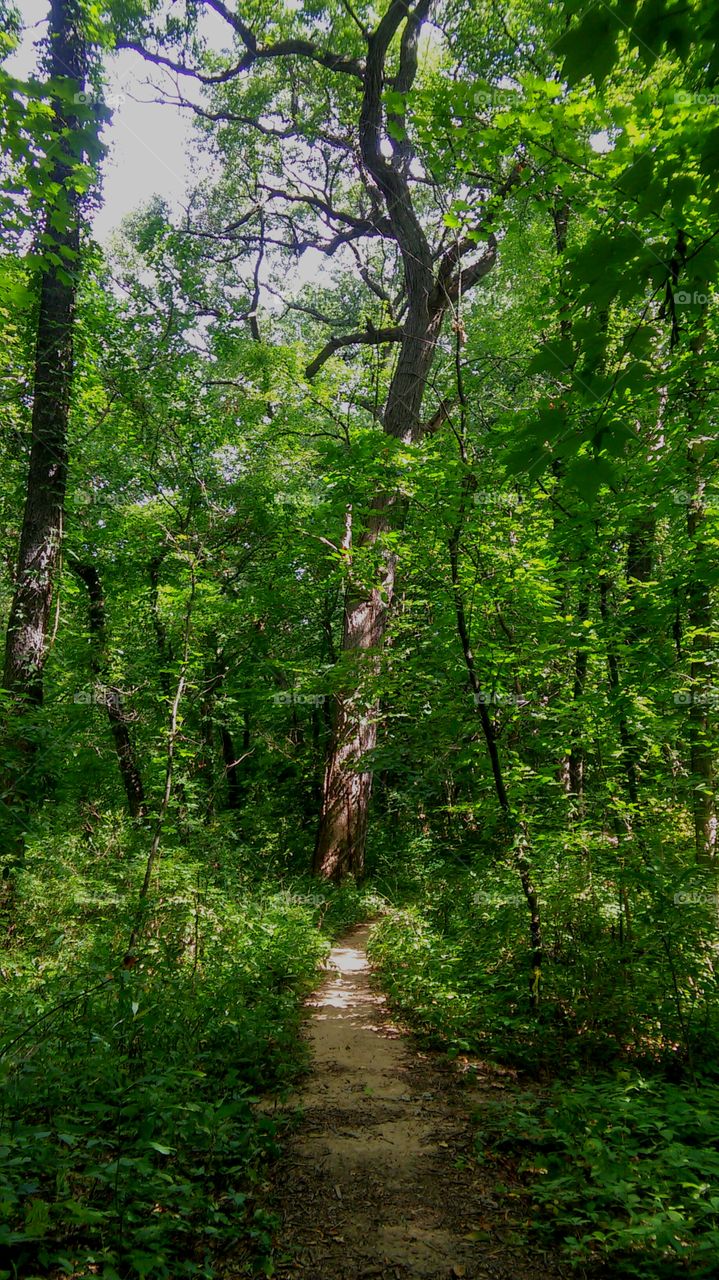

[261,924,566,1280]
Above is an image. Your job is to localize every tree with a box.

[1,0,103,862]
[3,0,88,703]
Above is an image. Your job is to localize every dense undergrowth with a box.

[4,811,719,1279]
[367,832,719,1278]
[0,818,372,1280]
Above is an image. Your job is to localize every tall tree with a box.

[3,0,87,704]
[120,0,518,877]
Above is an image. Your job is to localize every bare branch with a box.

[359,0,433,285]
[260,184,392,236]
[264,282,345,327]
[306,324,404,380]
[120,2,366,82]
[445,235,498,302]
[423,397,456,435]
[116,40,247,84]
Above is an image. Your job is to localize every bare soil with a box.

[255,924,569,1280]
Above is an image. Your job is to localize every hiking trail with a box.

[258,924,566,1280]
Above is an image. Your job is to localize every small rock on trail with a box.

[257,924,566,1280]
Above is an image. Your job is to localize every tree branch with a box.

[359,0,433,287]
[260,184,392,236]
[120,0,365,83]
[306,324,403,379]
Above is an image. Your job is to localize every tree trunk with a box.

[148,554,173,700]
[686,463,716,862]
[448,469,542,1008]
[219,725,242,811]
[3,0,85,702]
[314,0,499,876]
[680,315,714,862]
[568,575,590,800]
[1,0,86,865]
[313,319,442,878]
[71,562,146,819]
[599,574,639,808]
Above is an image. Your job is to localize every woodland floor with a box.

[249,925,571,1280]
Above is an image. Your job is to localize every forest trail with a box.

[259,924,565,1280]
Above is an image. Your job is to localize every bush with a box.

[475,1076,719,1277]
[0,829,330,1278]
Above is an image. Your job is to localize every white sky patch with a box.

[5,4,436,299]
[589,130,614,153]
[7,0,230,242]
[7,1,347,296]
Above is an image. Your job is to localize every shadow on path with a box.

[259,924,567,1280]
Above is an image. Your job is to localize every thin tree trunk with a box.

[219,726,242,810]
[70,561,146,818]
[686,463,716,862]
[148,554,172,700]
[568,575,590,799]
[196,653,223,821]
[126,567,196,960]
[676,312,714,861]
[448,466,542,1008]
[446,308,542,1005]
[548,197,588,799]
[599,575,639,807]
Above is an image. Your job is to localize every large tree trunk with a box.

[314,0,497,876]
[313,321,443,878]
[3,0,85,702]
[1,0,86,864]
[71,562,146,819]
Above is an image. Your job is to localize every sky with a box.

[9,0,229,242]
[8,0,336,290]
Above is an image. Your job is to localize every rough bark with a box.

[1,0,86,866]
[314,0,498,877]
[2,0,85,703]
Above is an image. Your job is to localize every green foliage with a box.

[0,829,331,1279]
[475,1075,719,1277]
[368,830,719,1072]
[3,1,719,1276]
